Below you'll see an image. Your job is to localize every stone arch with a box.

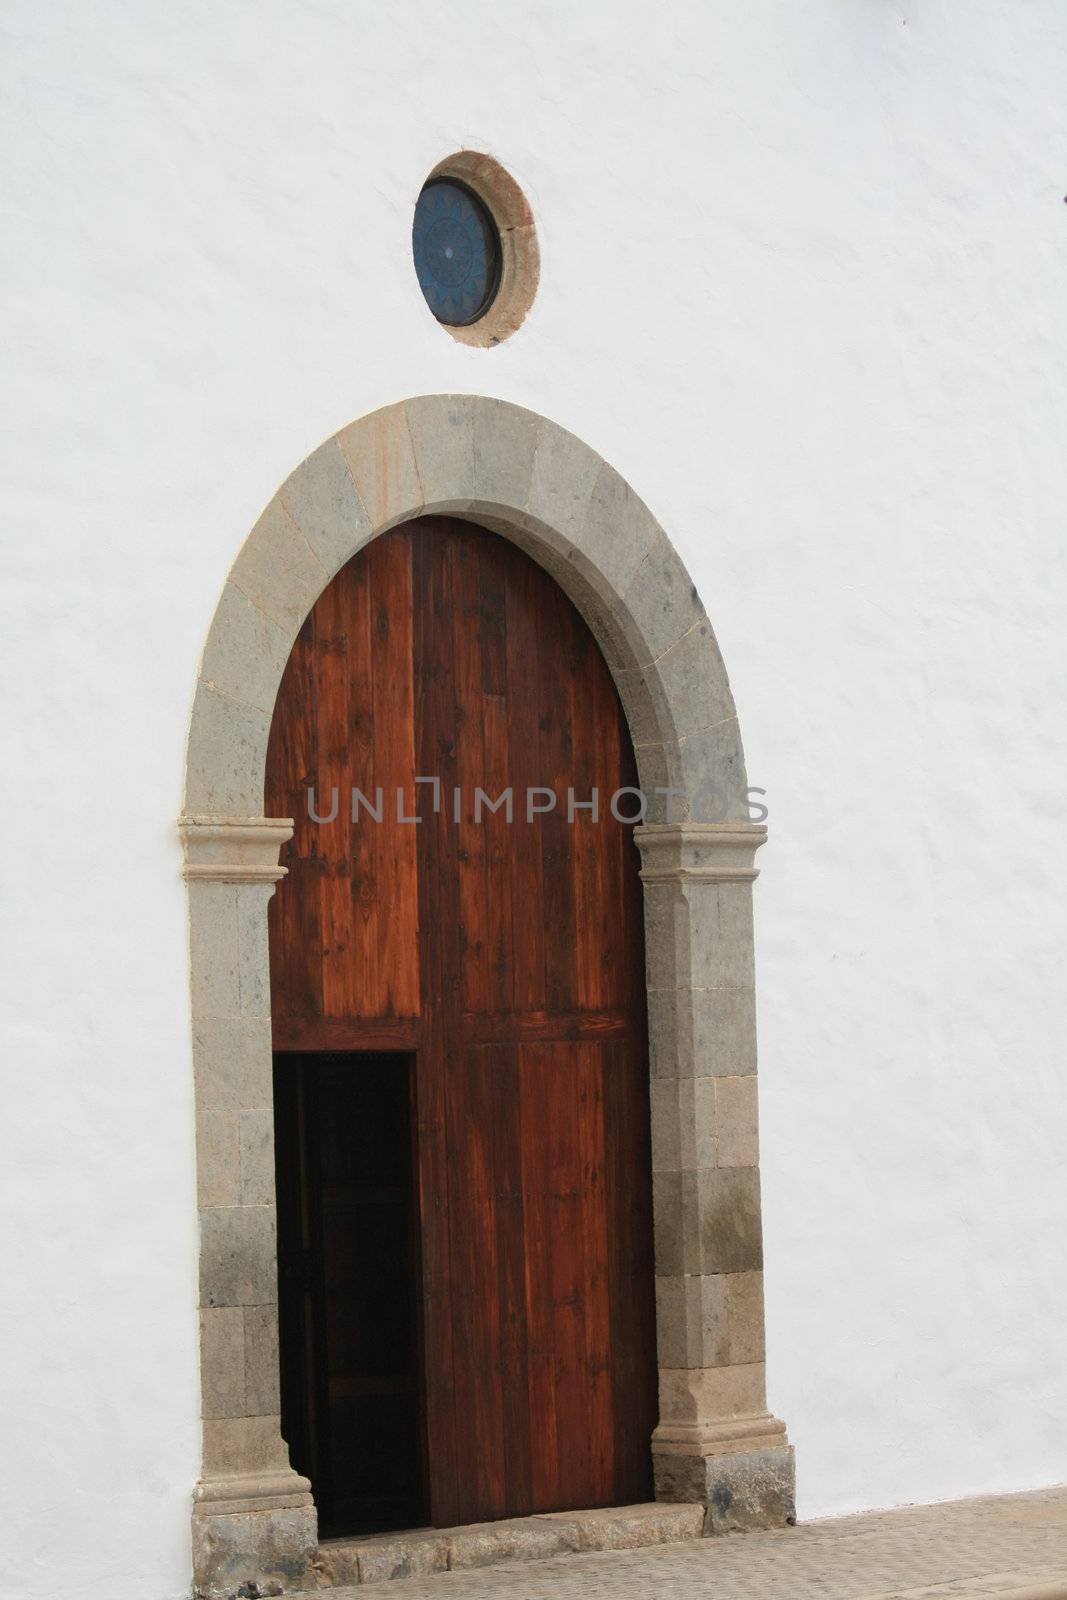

[180,395,793,1597]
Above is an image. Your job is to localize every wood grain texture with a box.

[266,517,657,1530]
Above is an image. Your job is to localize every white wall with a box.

[2,3,1066,1595]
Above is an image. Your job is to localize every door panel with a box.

[268,528,419,1049]
[267,517,657,1532]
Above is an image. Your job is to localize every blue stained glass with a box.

[412,180,501,326]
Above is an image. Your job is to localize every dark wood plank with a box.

[272,1017,419,1053]
[452,528,494,1019]
[266,612,323,1030]
[576,1040,614,1503]
[489,1045,533,1515]
[446,1045,507,1522]
[518,1042,560,1508]
[532,564,580,1015]
[410,522,461,1527]
[477,536,515,1018]
[503,553,548,1013]
[367,531,419,1019]
[315,564,363,1024]
[459,1008,632,1046]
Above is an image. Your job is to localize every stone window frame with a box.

[417,152,540,347]
[180,394,793,1597]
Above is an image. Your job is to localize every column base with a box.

[192,1472,317,1599]
[652,1416,796,1535]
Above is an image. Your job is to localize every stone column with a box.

[634,822,795,1534]
[180,817,317,1598]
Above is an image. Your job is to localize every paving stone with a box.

[291,1486,1067,1598]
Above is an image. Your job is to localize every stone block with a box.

[338,402,422,532]
[631,742,681,823]
[650,1077,716,1172]
[192,1014,273,1113]
[702,1444,795,1535]
[471,396,540,514]
[655,620,735,743]
[448,1517,573,1569]
[230,496,326,637]
[698,1167,763,1274]
[198,582,292,717]
[578,587,640,676]
[641,881,689,993]
[235,883,274,1019]
[526,418,602,549]
[569,461,662,612]
[201,1414,291,1477]
[714,1075,759,1168]
[199,1306,246,1421]
[279,436,372,576]
[643,877,756,994]
[192,1503,317,1599]
[405,393,477,513]
[620,538,709,668]
[613,659,675,751]
[686,882,757,991]
[651,1169,686,1275]
[352,1529,448,1584]
[677,718,751,824]
[188,883,240,1021]
[726,1271,766,1365]
[244,1304,281,1416]
[649,1077,683,1172]
[313,1539,362,1586]
[566,1502,704,1550]
[646,986,757,1080]
[658,1361,767,1426]
[653,1445,795,1533]
[653,1275,690,1369]
[655,1273,730,1369]
[199,1204,277,1308]
[239,1108,275,1205]
[196,1110,241,1210]
[185,681,272,817]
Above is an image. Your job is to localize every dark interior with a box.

[273,1051,426,1538]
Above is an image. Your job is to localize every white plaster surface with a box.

[2,4,1066,1597]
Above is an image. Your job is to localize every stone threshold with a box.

[311,1501,706,1587]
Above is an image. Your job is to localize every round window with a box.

[412,179,502,327]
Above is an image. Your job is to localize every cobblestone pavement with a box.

[301,1486,1067,1600]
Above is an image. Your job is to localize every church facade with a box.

[3,5,1066,1598]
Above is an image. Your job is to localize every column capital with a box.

[178,815,294,884]
[634,822,768,884]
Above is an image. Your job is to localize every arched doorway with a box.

[181,396,792,1598]
[264,517,658,1535]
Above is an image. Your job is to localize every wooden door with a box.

[267,518,658,1533]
